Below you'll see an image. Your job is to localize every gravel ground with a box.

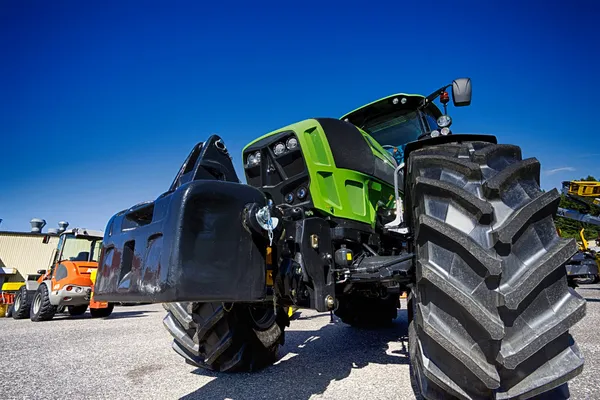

[1,285,599,400]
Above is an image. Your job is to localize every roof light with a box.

[437,115,452,128]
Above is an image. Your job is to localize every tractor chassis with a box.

[93,135,416,312]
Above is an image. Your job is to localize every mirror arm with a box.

[419,83,452,109]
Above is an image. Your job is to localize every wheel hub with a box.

[32,294,41,315]
[249,305,276,330]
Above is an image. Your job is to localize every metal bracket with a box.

[384,162,409,235]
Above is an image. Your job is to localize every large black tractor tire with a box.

[163,302,289,372]
[90,303,114,318]
[12,286,32,319]
[406,141,585,399]
[68,305,88,316]
[30,284,57,322]
[335,294,398,327]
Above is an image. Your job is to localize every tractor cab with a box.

[341,78,472,165]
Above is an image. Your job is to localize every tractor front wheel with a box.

[407,141,585,399]
[163,302,289,372]
[30,284,57,322]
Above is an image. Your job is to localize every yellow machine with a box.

[563,180,600,197]
[559,181,600,283]
[1,282,25,317]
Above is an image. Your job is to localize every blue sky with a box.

[1,1,598,232]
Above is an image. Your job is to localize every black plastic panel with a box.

[95,181,268,303]
[316,118,375,176]
[243,130,310,207]
[94,135,269,304]
[292,217,335,312]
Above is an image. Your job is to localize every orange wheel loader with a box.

[11,228,114,321]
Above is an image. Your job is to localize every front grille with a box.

[244,132,309,206]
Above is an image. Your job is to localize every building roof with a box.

[0,227,104,238]
[0,231,58,237]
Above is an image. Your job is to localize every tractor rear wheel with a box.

[12,286,32,319]
[68,305,88,316]
[406,141,585,399]
[30,284,57,322]
[90,303,114,318]
[335,294,398,327]
[163,302,289,372]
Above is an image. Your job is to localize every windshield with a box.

[361,110,434,164]
[58,234,103,263]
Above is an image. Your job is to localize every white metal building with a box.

[0,231,60,284]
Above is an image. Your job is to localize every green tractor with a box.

[94,78,585,399]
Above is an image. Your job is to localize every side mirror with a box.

[452,78,472,107]
[37,269,47,275]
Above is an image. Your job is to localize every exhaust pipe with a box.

[58,221,69,234]
[30,218,46,233]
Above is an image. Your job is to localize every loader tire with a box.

[30,284,57,322]
[406,141,585,399]
[163,302,289,372]
[68,305,88,316]
[90,303,114,318]
[12,286,32,319]
[335,294,398,327]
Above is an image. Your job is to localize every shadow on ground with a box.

[106,310,158,319]
[181,310,413,400]
[584,298,600,303]
[52,309,157,321]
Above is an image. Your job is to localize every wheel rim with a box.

[32,293,41,315]
[14,295,21,311]
[249,305,277,330]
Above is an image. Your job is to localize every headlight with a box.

[440,127,450,136]
[273,142,286,156]
[286,137,298,150]
[437,115,452,128]
[296,186,307,200]
[253,151,261,164]
[284,192,294,204]
[247,153,259,167]
[431,130,440,138]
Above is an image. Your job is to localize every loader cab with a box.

[49,229,104,277]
